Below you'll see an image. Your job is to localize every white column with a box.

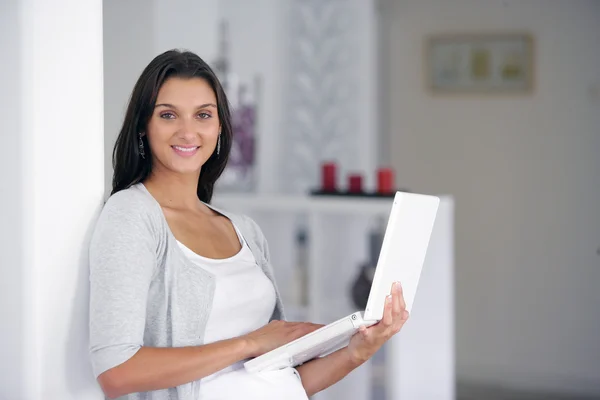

[0,1,28,398]
[0,0,105,398]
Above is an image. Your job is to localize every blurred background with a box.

[104,0,600,399]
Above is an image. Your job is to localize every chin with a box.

[155,151,209,175]
[161,158,202,175]
[172,164,203,175]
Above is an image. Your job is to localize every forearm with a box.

[99,338,253,399]
[296,348,363,397]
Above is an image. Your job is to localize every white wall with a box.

[103,0,156,196]
[0,0,105,398]
[154,0,219,59]
[0,1,26,398]
[384,0,600,396]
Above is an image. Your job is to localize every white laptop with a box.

[243,191,440,373]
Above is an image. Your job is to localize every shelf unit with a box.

[212,193,455,400]
[213,193,396,214]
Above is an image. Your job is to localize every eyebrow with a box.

[155,103,217,109]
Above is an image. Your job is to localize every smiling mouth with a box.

[172,145,199,153]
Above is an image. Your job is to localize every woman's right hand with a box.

[244,320,324,358]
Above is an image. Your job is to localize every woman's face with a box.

[145,77,220,176]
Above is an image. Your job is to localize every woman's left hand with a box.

[346,281,409,366]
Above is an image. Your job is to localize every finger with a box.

[280,322,304,336]
[299,322,323,329]
[392,282,402,317]
[391,309,410,334]
[286,322,308,329]
[292,323,322,337]
[286,322,301,329]
[288,328,310,341]
[303,323,323,333]
[382,295,393,327]
[359,325,369,339]
[396,281,406,311]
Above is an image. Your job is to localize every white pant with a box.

[199,366,309,400]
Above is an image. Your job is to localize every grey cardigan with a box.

[89,183,286,400]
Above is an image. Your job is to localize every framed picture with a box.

[425,33,534,94]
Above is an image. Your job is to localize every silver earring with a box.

[138,133,145,159]
[216,133,221,156]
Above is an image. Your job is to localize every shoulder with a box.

[236,213,266,242]
[96,184,164,236]
[104,184,156,212]
[207,203,270,256]
[102,184,160,217]
[224,210,266,242]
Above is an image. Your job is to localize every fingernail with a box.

[386,295,392,303]
[395,282,402,292]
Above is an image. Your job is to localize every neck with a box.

[143,168,203,211]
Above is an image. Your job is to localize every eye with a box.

[198,112,212,119]
[160,112,175,119]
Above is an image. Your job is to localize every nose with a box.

[177,116,199,140]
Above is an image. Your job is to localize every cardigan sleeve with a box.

[88,190,158,378]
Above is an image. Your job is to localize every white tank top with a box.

[177,224,308,400]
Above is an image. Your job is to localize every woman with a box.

[89,49,409,399]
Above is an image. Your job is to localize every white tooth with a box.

[174,146,196,152]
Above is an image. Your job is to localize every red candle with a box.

[377,168,394,194]
[321,162,337,192]
[348,174,363,193]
